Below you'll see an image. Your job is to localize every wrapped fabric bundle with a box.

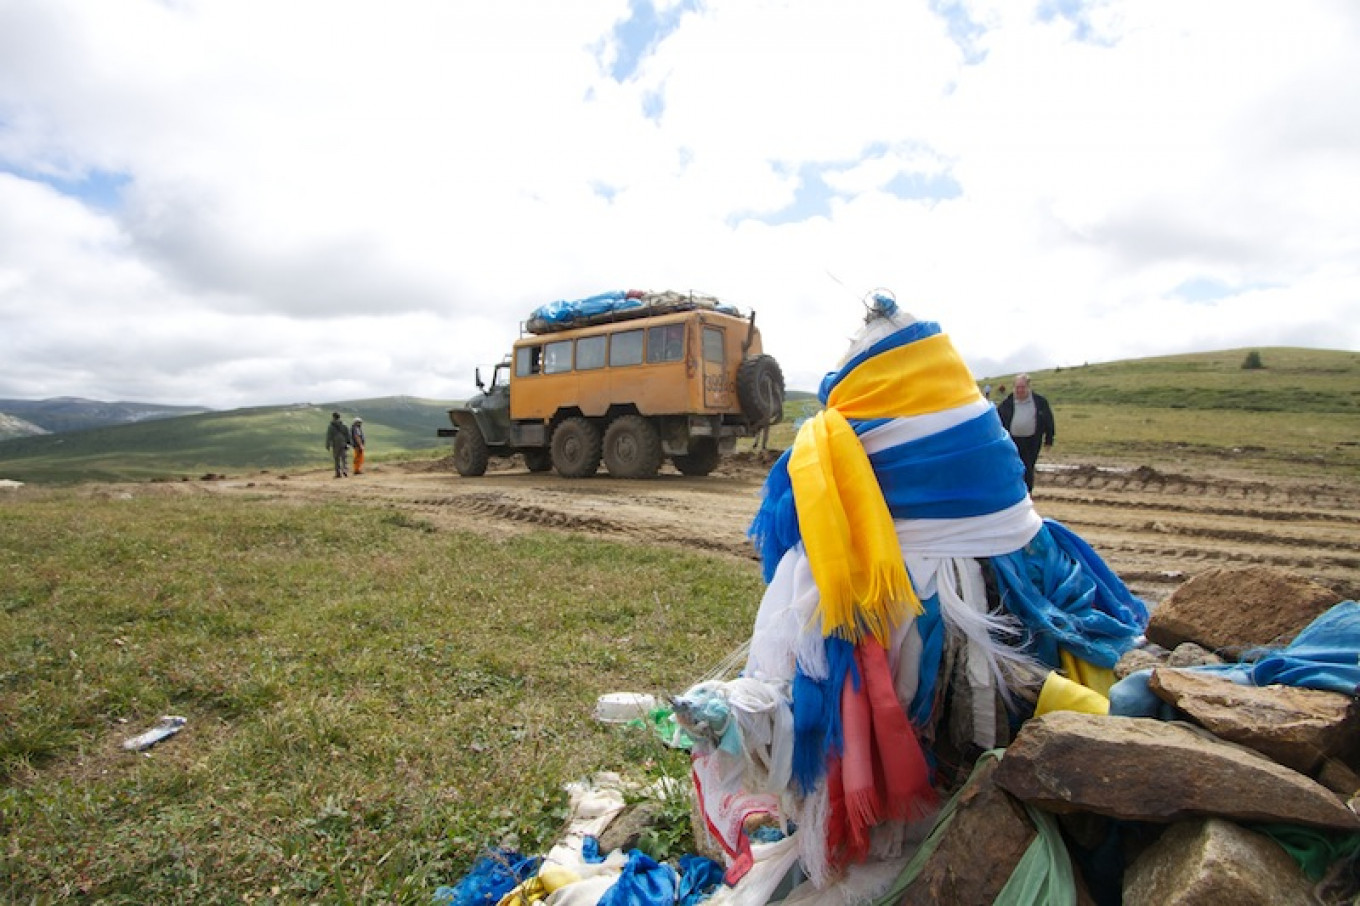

[678,297,1149,895]
[524,289,740,334]
[528,291,637,331]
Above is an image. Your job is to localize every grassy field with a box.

[0,491,761,902]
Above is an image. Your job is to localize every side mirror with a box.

[475,367,485,391]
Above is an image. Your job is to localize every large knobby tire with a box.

[521,448,552,472]
[452,421,489,477]
[550,417,602,478]
[671,437,720,477]
[737,355,786,428]
[603,415,663,479]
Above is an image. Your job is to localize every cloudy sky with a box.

[1,0,1357,409]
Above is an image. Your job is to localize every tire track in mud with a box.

[1044,493,1360,526]
[416,492,623,534]
[1037,466,1360,605]
[410,489,761,561]
[1042,464,1358,510]
[208,460,1358,608]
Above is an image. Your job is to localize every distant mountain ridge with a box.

[0,397,212,438]
[0,396,461,483]
[0,411,48,440]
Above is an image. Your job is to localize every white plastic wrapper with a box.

[122,715,187,751]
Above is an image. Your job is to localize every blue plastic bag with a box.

[598,850,678,906]
[433,849,540,906]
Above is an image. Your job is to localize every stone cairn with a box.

[886,565,1360,905]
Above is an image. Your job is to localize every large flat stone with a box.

[993,711,1360,831]
[1148,566,1340,656]
[1149,667,1360,774]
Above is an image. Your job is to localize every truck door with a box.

[701,325,731,410]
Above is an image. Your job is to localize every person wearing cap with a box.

[325,412,353,478]
[350,417,366,475]
[997,374,1056,492]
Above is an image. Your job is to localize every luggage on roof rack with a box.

[523,289,741,335]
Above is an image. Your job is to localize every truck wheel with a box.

[521,449,552,472]
[550,417,602,478]
[452,422,489,477]
[737,355,785,428]
[603,415,663,479]
[671,437,720,476]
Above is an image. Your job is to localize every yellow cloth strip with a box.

[790,408,919,644]
[1035,670,1110,716]
[1059,649,1115,698]
[496,865,581,906]
[826,332,983,419]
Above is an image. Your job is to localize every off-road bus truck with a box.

[440,295,784,479]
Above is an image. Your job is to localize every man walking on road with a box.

[997,374,1055,492]
[325,412,352,478]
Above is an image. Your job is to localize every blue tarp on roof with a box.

[529,291,641,329]
[525,290,740,334]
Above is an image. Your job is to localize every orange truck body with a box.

[509,307,760,421]
[443,295,784,479]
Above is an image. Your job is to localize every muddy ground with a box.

[185,451,1360,607]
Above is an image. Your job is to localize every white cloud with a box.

[0,0,1356,410]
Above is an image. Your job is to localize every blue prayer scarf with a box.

[989,520,1149,670]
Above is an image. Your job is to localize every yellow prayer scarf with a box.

[790,331,983,643]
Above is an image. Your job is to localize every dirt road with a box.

[198,453,1360,607]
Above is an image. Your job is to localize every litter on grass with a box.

[121,715,187,752]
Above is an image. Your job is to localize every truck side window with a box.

[702,326,724,364]
[647,324,685,363]
[610,329,644,366]
[576,335,606,370]
[544,340,573,374]
[516,345,543,376]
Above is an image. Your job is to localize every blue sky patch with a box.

[1172,276,1233,303]
[1036,0,1117,46]
[750,162,840,226]
[885,170,962,202]
[930,0,988,64]
[609,0,698,83]
[735,155,961,226]
[642,87,666,122]
[4,166,131,211]
[1171,276,1276,303]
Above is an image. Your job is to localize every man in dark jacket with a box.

[325,412,352,478]
[997,374,1055,492]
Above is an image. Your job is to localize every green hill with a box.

[989,346,1360,414]
[977,346,1360,477]
[0,397,459,484]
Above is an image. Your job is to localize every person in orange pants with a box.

[350,417,366,474]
